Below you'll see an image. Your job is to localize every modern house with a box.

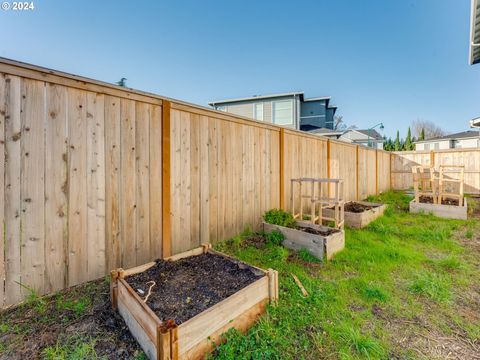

[208,92,337,131]
[414,131,480,151]
[470,0,480,65]
[307,128,385,149]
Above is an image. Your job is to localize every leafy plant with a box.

[263,209,295,228]
[265,230,284,246]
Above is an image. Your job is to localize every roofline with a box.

[209,91,304,105]
[302,96,331,102]
[414,134,480,144]
[470,0,480,65]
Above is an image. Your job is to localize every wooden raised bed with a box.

[409,197,468,220]
[322,201,386,228]
[263,221,345,260]
[111,245,279,360]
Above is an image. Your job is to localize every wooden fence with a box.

[391,149,480,194]
[0,58,390,308]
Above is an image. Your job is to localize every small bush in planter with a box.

[263,209,295,228]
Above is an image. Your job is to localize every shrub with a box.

[265,230,284,246]
[263,209,295,228]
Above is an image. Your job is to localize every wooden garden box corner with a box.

[110,244,279,360]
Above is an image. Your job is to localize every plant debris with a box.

[126,252,264,324]
[419,195,460,206]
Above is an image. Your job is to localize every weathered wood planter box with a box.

[111,245,279,360]
[322,201,386,228]
[263,221,345,260]
[409,198,468,220]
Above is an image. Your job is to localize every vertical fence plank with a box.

[135,102,151,265]
[0,74,5,307]
[162,101,171,258]
[67,88,88,286]
[190,113,200,249]
[105,96,121,271]
[4,75,22,305]
[150,104,162,259]
[199,115,210,245]
[20,79,46,294]
[45,83,68,293]
[86,92,106,280]
[208,117,218,243]
[120,99,136,268]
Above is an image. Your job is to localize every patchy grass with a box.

[213,191,480,359]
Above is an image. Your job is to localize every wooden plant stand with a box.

[111,245,279,360]
[412,166,437,203]
[321,201,386,228]
[438,165,465,206]
[290,178,345,229]
[263,221,345,260]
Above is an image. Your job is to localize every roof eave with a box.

[209,91,305,106]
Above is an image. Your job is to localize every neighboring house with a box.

[470,0,480,65]
[208,92,337,130]
[414,131,480,151]
[339,129,384,149]
[307,128,384,149]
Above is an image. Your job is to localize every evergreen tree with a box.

[394,131,402,151]
[420,128,425,141]
[404,127,413,150]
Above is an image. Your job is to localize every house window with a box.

[254,103,264,121]
[216,105,226,112]
[434,142,439,150]
[272,100,293,125]
[424,143,430,151]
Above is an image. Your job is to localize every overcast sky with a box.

[1,0,479,138]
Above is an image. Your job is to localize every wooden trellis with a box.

[412,166,437,203]
[438,165,465,206]
[290,178,345,229]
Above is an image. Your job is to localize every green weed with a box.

[263,209,295,228]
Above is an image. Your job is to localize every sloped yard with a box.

[0,192,479,359]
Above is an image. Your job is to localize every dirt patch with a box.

[243,234,266,248]
[0,280,142,359]
[419,195,459,206]
[344,202,377,213]
[296,226,339,236]
[126,253,264,325]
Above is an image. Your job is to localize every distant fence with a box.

[391,149,480,194]
[0,58,391,308]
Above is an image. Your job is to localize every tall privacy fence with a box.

[391,149,480,194]
[1,58,388,307]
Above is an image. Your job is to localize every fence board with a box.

[0,75,5,307]
[45,83,68,293]
[149,105,162,259]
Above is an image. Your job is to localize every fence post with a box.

[279,128,285,210]
[162,100,171,258]
[375,149,379,195]
[356,145,359,200]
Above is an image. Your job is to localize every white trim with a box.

[209,92,303,105]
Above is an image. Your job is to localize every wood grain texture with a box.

[0,74,5,307]
[44,83,68,292]
[150,105,163,260]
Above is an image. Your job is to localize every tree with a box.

[394,130,402,151]
[333,115,347,131]
[419,128,425,141]
[404,127,413,150]
[116,77,127,87]
[412,120,445,139]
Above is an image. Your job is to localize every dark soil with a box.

[419,195,459,206]
[296,226,339,236]
[0,279,143,359]
[344,201,377,213]
[126,253,264,324]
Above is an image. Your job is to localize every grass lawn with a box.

[0,191,479,359]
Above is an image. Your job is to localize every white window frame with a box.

[272,99,293,125]
[253,102,264,121]
[216,105,226,112]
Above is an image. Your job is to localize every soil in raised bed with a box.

[296,226,339,236]
[419,195,459,206]
[343,202,378,213]
[126,253,264,324]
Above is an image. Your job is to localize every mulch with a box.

[126,253,264,324]
[296,226,339,236]
[419,195,459,206]
[344,202,377,213]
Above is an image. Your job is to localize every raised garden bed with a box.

[111,245,278,360]
[263,221,345,260]
[409,196,468,220]
[322,201,386,228]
